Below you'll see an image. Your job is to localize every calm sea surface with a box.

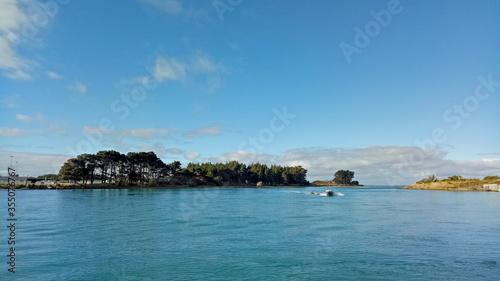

[1,186,500,280]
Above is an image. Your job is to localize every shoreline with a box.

[311,181,364,187]
[400,186,499,192]
[0,183,309,190]
[312,184,364,187]
[400,188,497,192]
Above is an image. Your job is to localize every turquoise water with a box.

[1,186,500,280]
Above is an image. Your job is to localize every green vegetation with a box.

[37,174,58,180]
[419,175,466,183]
[57,150,308,187]
[312,170,362,186]
[333,170,360,185]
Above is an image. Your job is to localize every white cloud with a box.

[139,0,206,19]
[69,81,87,95]
[154,57,187,82]
[0,127,28,137]
[183,126,221,138]
[82,126,178,148]
[0,0,56,79]
[16,112,44,122]
[205,151,276,164]
[190,55,221,73]
[120,128,174,139]
[204,146,500,186]
[188,54,225,93]
[166,148,184,154]
[119,53,225,93]
[78,126,180,153]
[0,151,70,177]
[0,0,31,79]
[273,146,446,185]
[11,112,66,135]
[0,37,31,79]
[46,70,61,79]
[136,143,169,157]
[0,0,28,32]
[0,123,65,137]
[185,152,200,160]
[15,114,31,122]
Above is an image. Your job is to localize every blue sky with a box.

[1,0,499,184]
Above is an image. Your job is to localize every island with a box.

[401,175,500,191]
[1,150,310,190]
[311,170,364,187]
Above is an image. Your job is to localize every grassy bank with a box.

[402,176,500,191]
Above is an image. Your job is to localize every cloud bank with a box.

[0,151,70,176]
[2,146,498,186]
[204,146,500,185]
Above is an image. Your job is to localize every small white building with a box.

[483,184,499,191]
[36,180,56,185]
[0,176,28,185]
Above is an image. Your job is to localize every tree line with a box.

[58,150,308,186]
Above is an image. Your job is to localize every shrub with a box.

[419,175,437,183]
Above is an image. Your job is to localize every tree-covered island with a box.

[24,150,309,189]
[311,170,363,187]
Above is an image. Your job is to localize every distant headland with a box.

[401,175,500,191]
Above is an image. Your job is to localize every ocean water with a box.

[1,186,500,280]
